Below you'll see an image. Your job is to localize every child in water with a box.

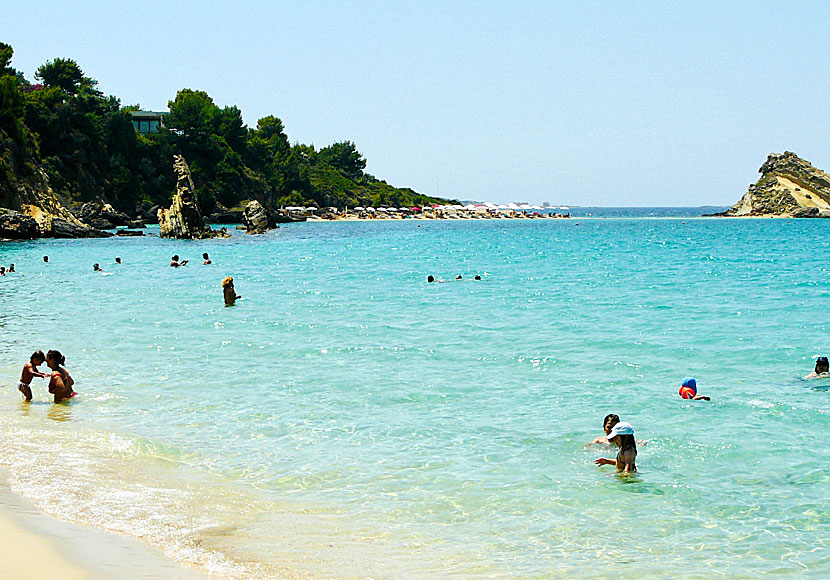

[595,421,637,473]
[222,277,241,306]
[46,349,75,403]
[18,350,48,401]
[679,377,710,401]
[585,414,620,446]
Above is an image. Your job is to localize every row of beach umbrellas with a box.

[284,203,558,213]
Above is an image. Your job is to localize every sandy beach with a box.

[0,469,216,580]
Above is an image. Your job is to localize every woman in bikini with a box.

[46,350,75,403]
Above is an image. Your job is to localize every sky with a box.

[5,1,830,206]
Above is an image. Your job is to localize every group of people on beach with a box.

[588,360,829,475]
[18,350,75,403]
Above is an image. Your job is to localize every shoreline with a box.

[0,467,218,580]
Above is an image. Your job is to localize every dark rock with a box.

[88,218,113,230]
[128,220,146,229]
[50,218,112,238]
[792,207,819,218]
[115,229,144,236]
[242,200,276,234]
[0,209,39,239]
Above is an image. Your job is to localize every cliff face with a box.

[0,133,108,238]
[725,152,830,217]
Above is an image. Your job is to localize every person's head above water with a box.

[817,357,829,373]
[93,263,101,271]
[456,275,462,280]
[172,255,179,262]
[46,349,65,370]
[603,413,620,434]
[427,275,435,283]
[222,276,234,289]
[607,421,634,442]
[43,256,48,263]
[679,377,697,399]
[203,252,209,260]
[474,275,481,280]
[115,256,121,264]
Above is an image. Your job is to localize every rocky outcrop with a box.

[78,201,132,229]
[158,155,228,239]
[207,205,244,224]
[0,209,39,239]
[242,200,278,234]
[723,152,830,217]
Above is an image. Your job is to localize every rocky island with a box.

[721,152,830,218]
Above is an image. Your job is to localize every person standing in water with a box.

[805,356,829,379]
[202,253,212,265]
[46,350,75,403]
[595,421,637,473]
[18,350,48,401]
[222,277,241,306]
[585,414,620,446]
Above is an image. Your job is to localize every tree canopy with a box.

[0,43,450,216]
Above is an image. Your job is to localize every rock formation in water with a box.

[242,200,278,234]
[158,155,227,239]
[723,152,830,218]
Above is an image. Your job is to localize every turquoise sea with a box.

[1,215,829,579]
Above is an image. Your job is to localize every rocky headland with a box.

[721,152,830,218]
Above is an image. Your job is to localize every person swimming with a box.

[115,256,122,264]
[595,421,637,473]
[805,356,829,379]
[679,377,710,401]
[170,255,188,267]
[43,256,48,263]
[93,263,102,272]
[202,253,212,265]
[222,276,241,306]
[427,275,435,283]
[46,350,75,403]
[7,263,13,273]
[474,275,481,280]
[0,266,4,276]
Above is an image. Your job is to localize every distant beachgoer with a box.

[18,350,48,401]
[427,275,435,283]
[805,356,830,379]
[585,414,620,447]
[595,421,637,473]
[170,255,188,267]
[474,275,481,280]
[43,256,48,263]
[8,263,14,273]
[222,276,241,306]
[456,275,463,280]
[46,350,75,403]
[0,266,4,276]
[679,377,710,401]
[202,252,212,265]
[115,256,122,264]
[93,263,102,272]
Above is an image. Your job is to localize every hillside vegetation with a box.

[0,42,448,218]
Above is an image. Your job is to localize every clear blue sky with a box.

[6,1,830,205]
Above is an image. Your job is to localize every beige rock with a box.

[158,155,228,239]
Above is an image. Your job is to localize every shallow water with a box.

[1,217,829,578]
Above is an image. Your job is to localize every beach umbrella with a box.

[367,207,376,212]
[306,206,317,212]
[398,207,409,212]
[411,207,421,211]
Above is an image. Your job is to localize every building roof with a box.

[130,110,167,118]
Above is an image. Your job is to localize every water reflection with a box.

[47,402,74,422]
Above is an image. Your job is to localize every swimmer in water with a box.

[0,266,4,276]
[18,350,48,401]
[678,377,710,401]
[474,275,481,280]
[115,256,121,264]
[202,252,212,265]
[585,414,620,447]
[595,421,637,473]
[43,256,49,263]
[427,275,435,283]
[222,276,241,306]
[7,264,13,273]
[170,255,188,267]
[93,263,102,272]
[805,356,830,379]
[46,350,75,403]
